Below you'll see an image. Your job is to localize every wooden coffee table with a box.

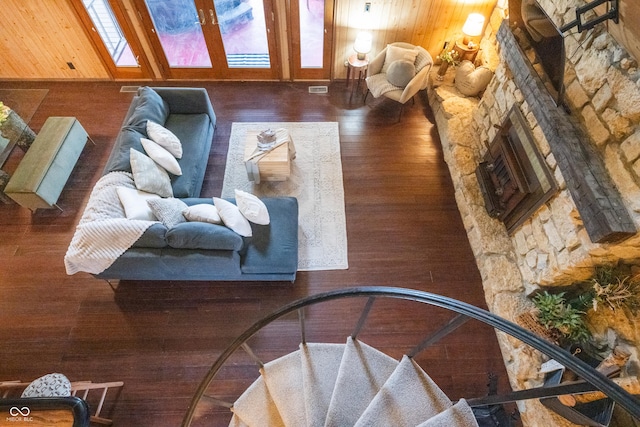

[243,129,295,183]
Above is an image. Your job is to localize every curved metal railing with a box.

[182,286,640,426]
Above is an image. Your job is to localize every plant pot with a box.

[436,61,449,80]
[516,310,563,344]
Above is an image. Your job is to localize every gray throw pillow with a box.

[147,198,188,229]
[387,60,416,88]
[130,148,173,198]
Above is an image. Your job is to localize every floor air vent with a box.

[308,86,328,94]
[120,86,140,93]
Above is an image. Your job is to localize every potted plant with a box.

[0,101,36,151]
[523,266,640,425]
[436,47,459,80]
[518,264,640,364]
[0,102,9,125]
[530,290,592,347]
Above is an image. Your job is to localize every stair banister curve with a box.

[182,286,640,426]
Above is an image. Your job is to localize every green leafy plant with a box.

[532,291,591,345]
[438,49,459,65]
[528,265,640,354]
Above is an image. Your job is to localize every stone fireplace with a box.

[476,104,558,233]
[428,2,640,425]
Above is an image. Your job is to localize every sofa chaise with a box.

[65,86,298,282]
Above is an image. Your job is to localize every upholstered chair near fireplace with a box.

[364,42,433,116]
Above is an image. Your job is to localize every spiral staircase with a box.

[228,338,476,426]
[182,287,640,427]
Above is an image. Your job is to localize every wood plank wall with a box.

[0,0,637,81]
[332,0,498,78]
[0,0,110,79]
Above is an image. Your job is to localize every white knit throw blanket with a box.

[366,73,403,98]
[64,171,156,275]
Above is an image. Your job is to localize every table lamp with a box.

[354,31,372,60]
[462,13,485,48]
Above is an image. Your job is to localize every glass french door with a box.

[290,0,333,80]
[138,0,279,79]
[71,0,152,79]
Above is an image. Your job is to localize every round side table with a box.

[453,41,479,63]
[347,54,369,94]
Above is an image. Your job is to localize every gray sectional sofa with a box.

[73,86,298,282]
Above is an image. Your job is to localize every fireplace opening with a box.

[476,106,558,233]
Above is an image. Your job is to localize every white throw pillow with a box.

[116,186,160,221]
[454,60,494,97]
[213,197,252,237]
[130,148,173,198]
[141,137,182,176]
[235,189,270,225]
[21,373,71,398]
[182,203,222,224]
[382,45,419,73]
[147,120,182,159]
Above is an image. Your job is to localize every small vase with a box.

[436,61,449,81]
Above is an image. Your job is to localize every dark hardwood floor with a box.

[0,81,514,426]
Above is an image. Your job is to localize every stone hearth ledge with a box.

[426,8,598,426]
[427,0,640,422]
[427,65,588,427]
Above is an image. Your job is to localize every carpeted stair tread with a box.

[354,355,453,426]
[231,374,285,427]
[262,349,307,427]
[416,399,480,427]
[324,337,399,427]
[300,342,345,427]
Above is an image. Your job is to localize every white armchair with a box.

[364,42,434,107]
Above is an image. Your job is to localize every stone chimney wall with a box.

[482,21,640,291]
[428,1,640,425]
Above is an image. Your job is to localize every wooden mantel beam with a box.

[497,21,636,244]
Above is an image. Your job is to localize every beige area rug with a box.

[222,122,348,271]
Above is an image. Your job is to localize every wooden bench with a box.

[5,117,91,211]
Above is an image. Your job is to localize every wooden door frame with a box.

[133,0,281,80]
[205,0,282,80]
[289,0,334,80]
[69,0,153,80]
[131,0,212,79]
